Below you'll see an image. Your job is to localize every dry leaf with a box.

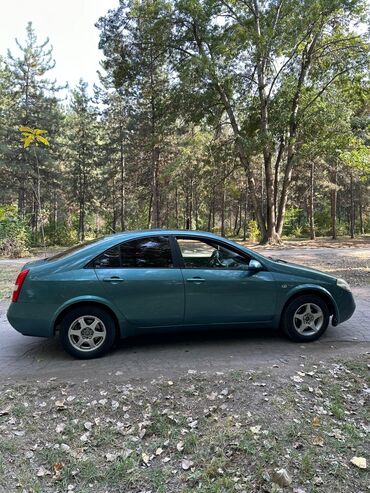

[312,436,324,447]
[142,452,150,465]
[55,400,65,410]
[250,425,262,434]
[181,459,194,470]
[36,466,50,477]
[56,423,65,434]
[272,468,292,487]
[176,441,184,452]
[292,375,304,383]
[312,416,321,428]
[350,457,367,469]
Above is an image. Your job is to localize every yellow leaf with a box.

[36,135,49,146]
[23,135,34,148]
[19,126,34,134]
[312,416,321,428]
[34,128,48,135]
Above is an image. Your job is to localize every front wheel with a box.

[59,305,116,359]
[282,294,330,342]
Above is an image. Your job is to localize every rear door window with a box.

[93,236,173,268]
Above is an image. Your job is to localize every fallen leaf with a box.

[80,432,90,442]
[271,468,292,487]
[181,459,194,470]
[350,457,367,469]
[176,441,184,452]
[250,425,262,434]
[312,436,324,447]
[36,466,50,477]
[312,416,321,428]
[56,423,65,434]
[142,452,150,465]
[292,375,304,383]
[55,400,65,410]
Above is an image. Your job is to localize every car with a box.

[7,230,356,359]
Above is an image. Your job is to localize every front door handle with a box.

[103,276,125,282]
[186,277,205,284]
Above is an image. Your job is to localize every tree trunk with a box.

[350,171,355,239]
[119,124,126,231]
[175,186,179,228]
[309,161,315,240]
[331,163,338,240]
[359,185,364,234]
[150,147,160,228]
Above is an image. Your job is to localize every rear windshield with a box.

[46,238,103,262]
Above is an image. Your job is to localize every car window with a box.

[94,236,173,268]
[177,238,250,269]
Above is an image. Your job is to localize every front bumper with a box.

[334,289,356,325]
[7,302,56,337]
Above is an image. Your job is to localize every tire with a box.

[59,305,116,359]
[282,294,330,342]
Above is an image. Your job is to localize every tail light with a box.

[12,269,29,302]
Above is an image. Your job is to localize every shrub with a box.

[44,223,78,246]
[0,206,30,258]
[247,220,260,242]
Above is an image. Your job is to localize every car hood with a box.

[270,259,337,283]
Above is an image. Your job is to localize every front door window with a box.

[177,238,250,269]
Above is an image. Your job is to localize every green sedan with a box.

[7,230,356,359]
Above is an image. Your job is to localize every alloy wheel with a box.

[68,315,107,352]
[293,303,324,336]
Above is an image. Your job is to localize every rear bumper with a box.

[7,302,56,337]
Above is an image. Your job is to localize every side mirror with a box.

[249,259,263,271]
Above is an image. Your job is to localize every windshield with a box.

[46,238,104,262]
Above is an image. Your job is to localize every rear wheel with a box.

[59,306,116,359]
[282,294,330,342]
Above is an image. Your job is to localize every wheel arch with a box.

[279,287,338,327]
[53,300,121,340]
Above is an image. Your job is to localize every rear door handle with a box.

[103,276,125,282]
[186,277,205,284]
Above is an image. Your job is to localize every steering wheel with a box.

[209,249,225,267]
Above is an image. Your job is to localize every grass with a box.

[0,265,20,301]
[0,357,368,492]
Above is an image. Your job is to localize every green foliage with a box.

[44,223,78,247]
[0,206,30,257]
[247,220,260,242]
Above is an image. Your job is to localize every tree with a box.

[1,22,62,239]
[64,80,99,241]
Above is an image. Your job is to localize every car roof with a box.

[104,229,223,240]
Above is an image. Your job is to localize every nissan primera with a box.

[7,230,355,359]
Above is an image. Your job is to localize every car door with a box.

[94,235,184,327]
[175,236,276,325]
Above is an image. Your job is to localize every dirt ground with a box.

[0,357,368,493]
